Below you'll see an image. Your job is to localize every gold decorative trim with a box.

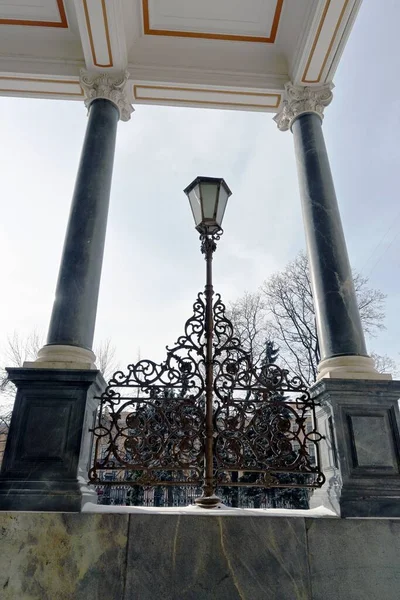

[134,84,281,109]
[0,76,83,97]
[0,0,68,28]
[83,0,113,68]
[302,0,350,83]
[142,0,283,44]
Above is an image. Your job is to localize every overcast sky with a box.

[0,0,399,374]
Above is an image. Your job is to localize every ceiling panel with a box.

[0,0,66,27]
[144,0,283,42]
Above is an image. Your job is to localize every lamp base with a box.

[194,494,222,509]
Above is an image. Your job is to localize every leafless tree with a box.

[229,291,271,365]
[0,332,119,406]
[261,253,319,384]
[95,338,120,382]
[230,251,390,386]
[3,330,42,368]
[0,331,43,405]
[353,275,386,338]
[0,407,12,465]
[0,333,120,466]
[370,352,399,377]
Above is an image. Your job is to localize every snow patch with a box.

[82,502,337,518]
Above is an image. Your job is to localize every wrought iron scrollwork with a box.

[89,291,325,495]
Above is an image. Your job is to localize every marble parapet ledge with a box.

[1,512,400,600]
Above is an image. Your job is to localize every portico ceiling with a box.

[0,0,361,111]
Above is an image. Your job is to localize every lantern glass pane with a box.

[216,185,229,227]
[200,182,219,220]
[188,185,202,226]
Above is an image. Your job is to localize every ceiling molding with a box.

[127,63,288,90]
[142,0,284,44]
[82,0,113,68]
[133,84,281,112]
[324,0,362,82]
[302,0,349,83]
[73,0,127,71]
[291,0,362,85]
[0,57,84,79]
[0,75,82,99]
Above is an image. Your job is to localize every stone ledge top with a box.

[80,503,338,518]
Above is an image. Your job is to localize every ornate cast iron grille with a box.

[89,231,325,507]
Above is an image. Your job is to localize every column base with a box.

[24,344,97,370]
[0,368,104,512]
[317,355,391,381]
[309,378,400,518]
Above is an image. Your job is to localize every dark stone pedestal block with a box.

[310,379,400,517]
[0,368,105,512]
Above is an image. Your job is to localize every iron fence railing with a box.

[94,483,310,510]
[89,276,325,505]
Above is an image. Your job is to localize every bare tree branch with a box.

[228,292,271,366]
[95,338,120,382]
[0,331,44,407]
[0,333,120,406]
[370,352,399,377]
[230,251,391,386]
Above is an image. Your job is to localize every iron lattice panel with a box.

[89,292,325,491]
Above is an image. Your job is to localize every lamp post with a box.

[184,176,232,507]
[89,177,324,511]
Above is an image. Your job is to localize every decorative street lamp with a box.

[89,177,324,510]
[184,176,232,507]
[184,176,232,235]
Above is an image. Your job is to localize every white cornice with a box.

[324,0,363,82]
[0,72,82,100]
[290,0,363,85]
[289,0,322,82]
[127,63,288,91]
[0,56,84,77]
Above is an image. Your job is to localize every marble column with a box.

[274,83,386,380]
[32,71,133,369]
[0,72,133,512]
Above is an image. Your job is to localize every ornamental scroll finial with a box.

[200,229,222,256]
[274,82,334,132]
[80,70,134,122]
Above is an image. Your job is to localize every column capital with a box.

[80,70,134,122]
[274,82,333,132]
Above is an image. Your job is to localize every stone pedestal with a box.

[0,368,105,512]
[310,379,400,517]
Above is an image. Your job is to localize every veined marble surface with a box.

[0,512,399,600]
